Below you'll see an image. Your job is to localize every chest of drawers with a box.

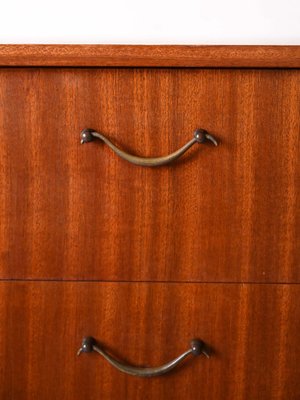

[0,45,299,400]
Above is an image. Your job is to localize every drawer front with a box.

[0,282,299,400]
[0,68,299,282]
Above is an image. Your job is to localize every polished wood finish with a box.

[0,282,299,400]
[0,68,299,282]
[0,45,299,67]
[0,47,299,399]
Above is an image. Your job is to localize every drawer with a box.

[0,67,299,282]
[0,282,299,400]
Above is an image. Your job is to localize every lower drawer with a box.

[0,282,299,400]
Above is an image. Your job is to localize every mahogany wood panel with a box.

[0,282,299,400]
[0,68,299,282]
[0,45,299,67]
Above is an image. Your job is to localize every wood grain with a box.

[0,281,299,400]
[0,45,299,67]
[0,67,299,282]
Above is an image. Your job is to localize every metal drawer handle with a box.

[80,128,218,167]
[77,336,209,378]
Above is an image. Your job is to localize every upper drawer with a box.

[0,67,299,282]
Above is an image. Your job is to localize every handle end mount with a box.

[77,336,96,356]
[194,129,218,146]
[190,339,210,358]
[80,129,95,144]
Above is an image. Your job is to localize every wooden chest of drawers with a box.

[0,45,299,399]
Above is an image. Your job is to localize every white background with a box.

[0,0,299,44]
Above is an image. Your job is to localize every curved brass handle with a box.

[77,337,209,378]
[80,128,218,167]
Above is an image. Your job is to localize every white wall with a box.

[0,0,299,44]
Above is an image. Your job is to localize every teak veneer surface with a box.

[0,67,299,282]
[0,46,299,400]
[0,282,299,400]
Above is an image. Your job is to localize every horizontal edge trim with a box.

[0,278,298,285]
[0,45,299,67]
